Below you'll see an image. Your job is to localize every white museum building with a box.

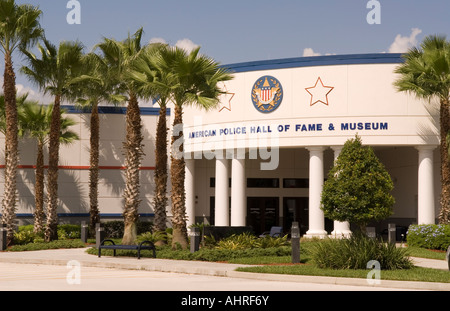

[1,53,441,237]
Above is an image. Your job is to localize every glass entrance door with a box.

[283,197,309,235]
[247,197,279,235]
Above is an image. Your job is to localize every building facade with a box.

[0,53,441,237]
[182,53,440,237]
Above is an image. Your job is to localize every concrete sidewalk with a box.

[0,247,448,291]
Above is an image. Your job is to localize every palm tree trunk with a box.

[89,101,100,234]
[45,95,62,242]
[153,105,168,245]
[170,105,188,250]
[439,99,450,224]
[122,93,144,245]
[33,140,45,234]
[1,52,19,246]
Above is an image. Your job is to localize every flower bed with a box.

[406,224,450,250]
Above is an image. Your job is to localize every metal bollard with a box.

[446,245,450,271]
[80,221,89,243]
[291,222,300,264]
[388,223,396,244]
[189,227,201,253]
[95,223,106,248]
[0,224,7,251]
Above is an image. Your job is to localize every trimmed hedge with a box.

[406,224,450,250]
[90,245,292,262]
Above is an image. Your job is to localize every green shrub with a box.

[406,224,450,250]
[136,231,167,244]
[58,224,81,239]
[8,239,86,251]
[14,225,45,245]
[215,232,258,250]
[213,232,290,250]
[310,233,413,270]
[141,245,292,262]
[103,220,153,238]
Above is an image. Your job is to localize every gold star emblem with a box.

[218,83,235,112]
[305,77,334,106]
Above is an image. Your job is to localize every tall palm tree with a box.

[18,103,79,234]
[0,0,43,246]
[394,35,450,224]
[70,52,125,235]
[21,39,84,241]
[94,28,147,244]
[128,43,176,244]
[157,46,233,249]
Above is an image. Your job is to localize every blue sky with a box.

[11,0,450,103]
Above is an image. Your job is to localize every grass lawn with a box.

[229,243,449,284]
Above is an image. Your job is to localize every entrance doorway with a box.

[247,197,279,235]
[283,197,309,235]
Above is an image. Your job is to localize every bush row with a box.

[13,221,154,245]
[14,224,82,245]
[406,224,450,250]
[90,245,292,262]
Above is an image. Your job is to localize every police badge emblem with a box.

[251,76,283,113]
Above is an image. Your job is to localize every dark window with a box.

[283,178,309,188]
[247,178,279,188]
[210,178,232,188]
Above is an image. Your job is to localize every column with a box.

[185,159,196,230]
[305,147,328,237]
[215,158,229,226]
[416,146,436,224]
[231,155,246,227]
[330,146,352,238]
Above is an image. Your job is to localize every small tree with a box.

[321,135,395,232]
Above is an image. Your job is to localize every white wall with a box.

[0,108,162,222]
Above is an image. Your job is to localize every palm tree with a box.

[128,43,176,244]
[394,35,450,224]
[157,46,233,249]
[94,28,147,244]
[21,39,84,241]
[18,103,79,234]
[0,93,34,135]
[0,0,43,246]
[70,52,125,235]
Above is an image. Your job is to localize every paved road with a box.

[0,262,421,291]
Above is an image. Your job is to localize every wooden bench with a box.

[98,239,156,259]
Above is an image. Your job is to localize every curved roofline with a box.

[224,53,404,73]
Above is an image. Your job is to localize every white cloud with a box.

[149,37,200,54]
[15,83,53,104]
[302,48,336,57]
[175,38,200,54]
[303,48,321,57]
[16,84,37,97]
[149,37,167,45]
[388,28,422,53]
